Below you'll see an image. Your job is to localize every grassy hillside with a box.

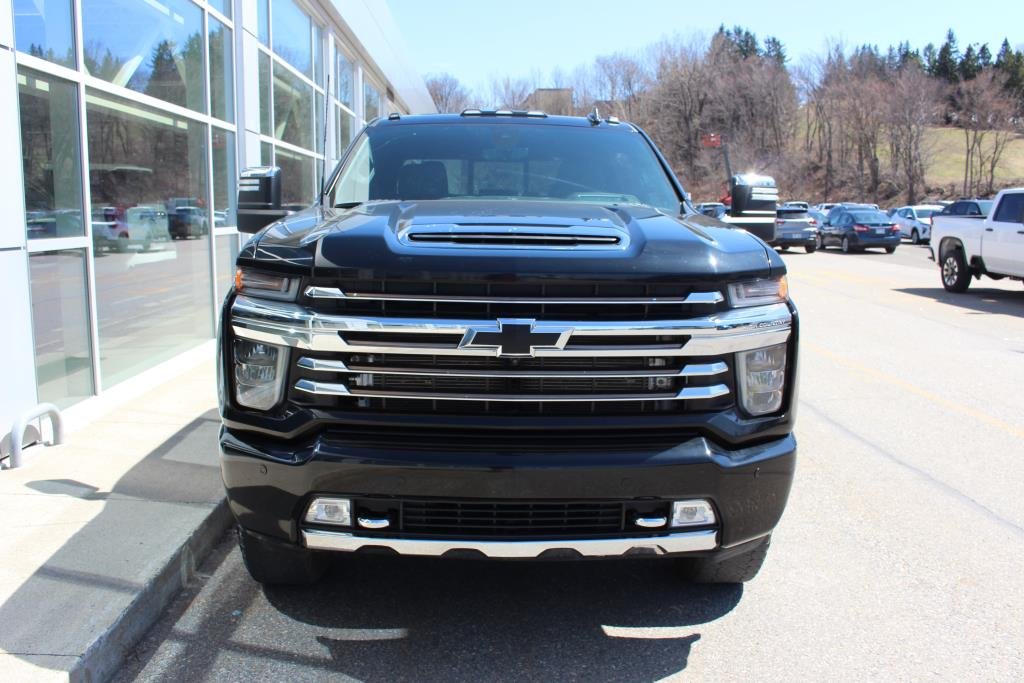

[923,127,1024,190]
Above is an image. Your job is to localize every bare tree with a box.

[952,70,1016,196]
[489,75,531,109]
[425,73,472,113]
[886,64,941,203]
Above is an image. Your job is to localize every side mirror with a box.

[237,166,289,233]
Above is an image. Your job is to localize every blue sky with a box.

[389,0,1021,94]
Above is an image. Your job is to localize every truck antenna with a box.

[319,74,331,204]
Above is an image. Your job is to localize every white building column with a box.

[0,1,42,450]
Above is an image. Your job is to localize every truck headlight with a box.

[728,276,788,307]
[233,339,287,410]
[737,343,787,415]
[234,268,298,301]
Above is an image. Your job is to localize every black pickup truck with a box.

[220,111,798,585]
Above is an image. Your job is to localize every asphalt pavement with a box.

[116,240,1024,681]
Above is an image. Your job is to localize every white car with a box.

[930,189,1024,292]
[891,204,943,244]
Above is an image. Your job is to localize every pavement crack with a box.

[803,401,1024,540]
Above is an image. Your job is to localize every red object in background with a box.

[701,133,722,148]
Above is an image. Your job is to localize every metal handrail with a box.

[3,403,63,469]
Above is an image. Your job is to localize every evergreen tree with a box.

[978,43,992,69]
[934,29,960,83]
[922,43,937,75]
[763,36,786,66]
[959,44,981,80]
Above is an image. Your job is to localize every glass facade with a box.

[14,0,414,408]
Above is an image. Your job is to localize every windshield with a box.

[917,209,938,218]
[848,210,891,223]
[329,122,681,214]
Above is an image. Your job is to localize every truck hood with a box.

[241,199,782,283]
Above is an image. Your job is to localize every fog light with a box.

[671,500,716,527]
[304,497,352,526]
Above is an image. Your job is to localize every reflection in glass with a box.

[272,0,312,77]
[313,24,323,84]
[316,91,325,154]
[259,51,272,136]
[86,88,212,387]
[18,68,84,240]
[213,129,237,228]
[29,250,95,407]
[82,0,205,113]
[208,0,231,18]
[335,106,354,158]
[257,0,270,45]
[217,233,241,304]
[276,146,315,209]
[336,50,353,108]
[209,17,234,123]
[364,81,380,122]
[13,0,76,67]
[261,141,274,166]
[273,62,314,149]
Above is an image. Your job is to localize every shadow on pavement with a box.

[121,539,742,681]
[895,286,1024,316]
[0,409,223,679]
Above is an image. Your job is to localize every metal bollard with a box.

[7,403,64,469]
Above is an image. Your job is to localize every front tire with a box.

[941,249,972,293]
[842,236,852,253]
[815,233,825,250]
[238,527,328,586]
[805,243,817,253]
[678,535,771,584]
[911,229,920,245]
[885,246,896,254]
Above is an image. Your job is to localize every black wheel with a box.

[841,236,852,253]
[815,233,825,250]
[885,246,896,254]
[779,245,789,252]
[805,243,817,253]
[678,535,771,584]
[941,249,972,293]
[911,229,920,245]
[238,526,328,585]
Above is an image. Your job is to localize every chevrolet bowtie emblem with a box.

[459,319,573,357]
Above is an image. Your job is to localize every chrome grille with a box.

[230,284,792,418]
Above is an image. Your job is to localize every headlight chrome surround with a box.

[727,276,788,308]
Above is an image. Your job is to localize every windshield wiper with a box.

[334,201,363,209]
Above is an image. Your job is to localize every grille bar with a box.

[294,378,729,402]
[304,286,725,305]
[297,356,728,379]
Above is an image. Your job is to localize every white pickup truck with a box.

[930,189,1024,292]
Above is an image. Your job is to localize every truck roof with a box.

[369,111,638,132]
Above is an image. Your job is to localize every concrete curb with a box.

[70,499,233,683]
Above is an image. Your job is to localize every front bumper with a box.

[221,428,796,558]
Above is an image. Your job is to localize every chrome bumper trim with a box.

[302,528,718,558]
[304,286,725,305]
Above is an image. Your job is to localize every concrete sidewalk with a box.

[0,349,230,682]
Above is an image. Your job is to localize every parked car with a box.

[817,207,901,253]
[92,205,168,252]
[811,202,839,214]
[694,202,725,217]
[222,112,800,586]
[169,206,210,239]
[773,206,817,252]
[781,201,809,211]
[891,204,944,244]
[930,188,1024,292]
[823,202,878,228]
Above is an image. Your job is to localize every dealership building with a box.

[0,0,433,453]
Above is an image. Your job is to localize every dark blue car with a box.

[817,208,901,254]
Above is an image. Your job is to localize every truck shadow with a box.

[895,286,1024,317]
[267,552,738,680]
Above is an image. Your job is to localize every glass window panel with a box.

[13,0,76,67]
[216,233,240,303]
[257,0,270,45]
[208,0,231,18]
[82,0,206,113]
[313,24,323,85]
[18,68,84,240]
[335,50,353,108]
[258,51,272,136]
[335,105,353,158]
[275,146,315,209]
[273,61,314,150]
[213,129,237,228]
[271,0,312,77]
[209,17,234,123]
[29,249,95,407]
[364,81,380,121]
[315,90,325,154]
[261,141,273,165]
[86,88,212,387]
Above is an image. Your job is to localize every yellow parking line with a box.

[805,341,1024,440]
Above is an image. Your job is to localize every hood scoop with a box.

[399,223,629,250]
